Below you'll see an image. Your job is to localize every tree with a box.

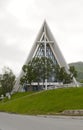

[20,58,77,90]
[54,65,73,84]
[20,62,36,87]
[33,57,54,84]
[69,66,77,78]
[0,67,15,95]
[20,57,54,89]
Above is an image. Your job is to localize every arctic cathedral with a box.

[13,21,78,92]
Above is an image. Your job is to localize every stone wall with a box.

[62,110,83,116]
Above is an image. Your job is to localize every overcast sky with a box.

[0,0,83,76]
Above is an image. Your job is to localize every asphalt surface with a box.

[0,112,83,130]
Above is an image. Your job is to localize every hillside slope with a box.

[0,88,83,115]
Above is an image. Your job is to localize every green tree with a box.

[33,57,54,84]
[20,57,54,89]
[54,65,73,84]
[0,67,15,95]
[69,66,77,78]
[20,62,36,87]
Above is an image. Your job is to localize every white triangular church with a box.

[13,21,78,92]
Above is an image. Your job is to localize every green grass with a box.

[0,87,83,115]
[10,91,34,100]
[1,91,34,103]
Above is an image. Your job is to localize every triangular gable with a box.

[13,21,78,92]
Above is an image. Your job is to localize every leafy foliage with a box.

[54,65,73,84]
[20,57,77,89]
[69,66,77,78]
[69,61,83,81]
[0,67,15,95]
[20,57,54,87]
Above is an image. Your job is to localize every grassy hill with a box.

[0,87,83,115]
[69,61,83,82]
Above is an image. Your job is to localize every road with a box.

[0,112,83,130]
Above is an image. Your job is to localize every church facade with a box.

[13,21,78,92]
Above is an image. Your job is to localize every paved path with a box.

[0,112,83,130]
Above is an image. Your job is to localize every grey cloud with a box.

[0,39,26,62]
[0,9,36,74]
[0,38,29,75]
[0,12,34,38]
[35,0,80,21]
[0,0,83,75]
[0,0,10,10]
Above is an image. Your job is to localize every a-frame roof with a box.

[25,21,69,69]
[13,21,78,92]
